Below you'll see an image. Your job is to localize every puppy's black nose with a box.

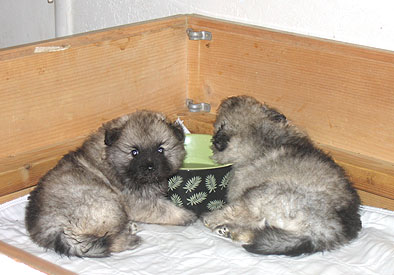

[146,163,154,171]
[212,131,229,152]
[213,140,226,151]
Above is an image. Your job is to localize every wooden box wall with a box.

[1,15,393,210]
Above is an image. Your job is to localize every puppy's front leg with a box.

[144,198,197,226]
[201,205,234,230]
[214,224,255,244]
[201,200,251,230]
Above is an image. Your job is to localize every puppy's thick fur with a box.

[25,111,196,257]
[202,96,361,256]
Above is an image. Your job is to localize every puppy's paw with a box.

[200,215,210,228]
[215,225,231,238]
[181,210,198,226]
[127,221,138,234]
[127,235,142,250]
[200,213,219,229]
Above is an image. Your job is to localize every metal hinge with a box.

[186,99,211,112]
[186,28,212,41]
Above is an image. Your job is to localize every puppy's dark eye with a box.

[157,147,164,153]
[131,149,139,156]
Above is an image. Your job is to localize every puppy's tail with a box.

[242,227,316,256]
[54,231,112,257]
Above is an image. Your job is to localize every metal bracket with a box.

[186,99,211,112]
[186,28,212,41]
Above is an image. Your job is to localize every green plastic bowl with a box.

[181,134,231,170]
[167,134,232,216]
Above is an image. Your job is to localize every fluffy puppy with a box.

[25,111,196,257]
[202,95,361,256]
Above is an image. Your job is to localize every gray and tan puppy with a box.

[202,95,361,256]
[25,110,196,257]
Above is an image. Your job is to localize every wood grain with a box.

[187,15,394,165]
[0,186,35,204]
[0,15,188,165]
[0,15,188,61]
[358,190,394,210]
[0,16,189,197]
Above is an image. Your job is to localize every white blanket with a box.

[1,196,393,275]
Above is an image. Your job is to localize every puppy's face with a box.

[104,111,185,192]
[211,96,287,165]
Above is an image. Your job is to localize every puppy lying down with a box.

[202,95,361,256]
[25,111,196,257]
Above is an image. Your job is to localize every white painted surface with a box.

[67,0,394,51]
[0,0,55,49]
[1,0,394,51]
[54,0,73,37]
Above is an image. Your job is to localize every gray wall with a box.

[0,0,55,49]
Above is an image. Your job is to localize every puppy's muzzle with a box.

[212,131,230,152]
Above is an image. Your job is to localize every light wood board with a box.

[187,16,394,165]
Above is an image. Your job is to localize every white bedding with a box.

[1,195,393,275]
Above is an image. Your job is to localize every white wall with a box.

[0,0,55,49]
[1,0,394,51]
[65,0,394,51]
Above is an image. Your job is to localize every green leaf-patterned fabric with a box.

[205,174,217,193]
[167,165,232,216]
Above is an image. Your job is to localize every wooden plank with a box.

[319,144,394,200]
[0,156,60,198]
[0,111,183,197]
[187,15,394,165]
[187,15,394,65]
[0,240,76,275]
[186,26,204,104]
[0,186,35,204]
[0,16,188,170]
[0,15,188,61]
[170,111,215,135]
[358,190,394,211]
[0,136,83,197]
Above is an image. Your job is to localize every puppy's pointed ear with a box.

[262,105,286,122]
[104,127,122,146]
[270,112,286,122]
[168,122,185,142]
